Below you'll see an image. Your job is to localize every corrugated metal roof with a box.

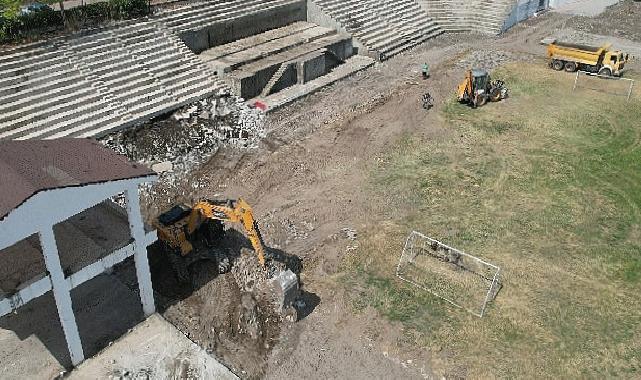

[0,139,155,221]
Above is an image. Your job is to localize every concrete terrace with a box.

[308,0,443,61]
[0,20,223,140]
[419,0,517,35]
[200,21,374,103]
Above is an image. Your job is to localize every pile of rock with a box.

[102,89,265,177]
[456,50,536,71]
[231,248,299,316]
[101,90,265,209]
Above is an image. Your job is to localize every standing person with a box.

[422,62,430,79]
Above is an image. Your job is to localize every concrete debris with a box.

[282,218,309,240]
[231,248,299,314]
[231,248,272,294]
[108,368,152,380]
[270,269,299,313]
[101,89,265,206]
[342,227,358,240]
[150,161,173,173]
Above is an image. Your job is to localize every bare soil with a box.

[568,0,641,42]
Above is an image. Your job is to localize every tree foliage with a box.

[0,0,149,42]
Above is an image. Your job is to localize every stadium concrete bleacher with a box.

[0,21,224,140]
[419,0,517,34]
[0,0,303,140]
[158,0,307,53]
[308,0,443,61]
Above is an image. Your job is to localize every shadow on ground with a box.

[0,270,144,369]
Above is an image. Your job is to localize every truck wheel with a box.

[599,68,612,76]
[552,60,564,71]
[564,62,577,72]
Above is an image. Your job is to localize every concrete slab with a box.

[206,25,336,73]
[68,314,238,380]
[200,21,317,61]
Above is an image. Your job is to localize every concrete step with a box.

[204,25,337,73]
[0,99,118,139]
[201,21,316,61]
[0,90,107,128]
[419,0,516,34]
[311,0,443,60]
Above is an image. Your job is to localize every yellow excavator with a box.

[153,198,267,282]
[457,69,508,108]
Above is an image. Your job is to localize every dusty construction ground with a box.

[139,2,641,379]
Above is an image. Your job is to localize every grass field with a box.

[342,63,641,378]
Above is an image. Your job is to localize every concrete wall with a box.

[306,0,365,54]
[503,0,549,31]
[180,1,307,54]
[303,52,327,83]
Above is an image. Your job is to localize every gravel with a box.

[456,50,537,71]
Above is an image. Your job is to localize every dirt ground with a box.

[136,4,641,379]
[567,0,641,41]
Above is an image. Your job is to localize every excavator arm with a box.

[187,198,268,266]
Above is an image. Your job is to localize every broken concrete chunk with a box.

[270,269,299,313]
[151,161,174,173]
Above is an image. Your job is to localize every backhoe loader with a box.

[457,69,508,108]
[153,198,267,282]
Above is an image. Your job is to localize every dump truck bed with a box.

[547,42,606,65]
[552,42,602,53]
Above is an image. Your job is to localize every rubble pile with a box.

[102,89,265,178]
[231,248,276,294]
[456,50,536,71]
[101,90,266,211]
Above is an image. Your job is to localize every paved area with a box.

[69,314,237,379]
[552,0,621,16]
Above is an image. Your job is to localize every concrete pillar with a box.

[125,186,155,316]
[39,227,85,366]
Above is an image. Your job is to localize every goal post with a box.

[572,70,636,101]
[397,231,501,318]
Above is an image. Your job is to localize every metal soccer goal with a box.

[572,71,636,101]
[396,231,501,318]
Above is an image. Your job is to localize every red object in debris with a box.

[254,101,268,111]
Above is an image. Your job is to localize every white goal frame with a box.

[396,231,501,318]
[572,70,636,101]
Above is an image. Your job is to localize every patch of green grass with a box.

[343,63,641,378]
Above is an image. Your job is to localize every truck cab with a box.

[602,51,628,76]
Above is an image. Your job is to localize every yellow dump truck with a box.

[547,40,629,76]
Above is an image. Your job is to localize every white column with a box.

[125,185,155,316]
[39,227,85,366]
